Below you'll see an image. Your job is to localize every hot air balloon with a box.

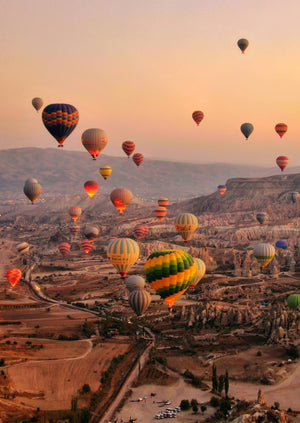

[174,213,198,242]
[81,128,108,160]
[99,165,112,180]
[126,275,146,292]
[132,153,144,167]
[23,178,42,204]
[6,268,22,288]
[158,197,169,207]
[275,123,288,138]
[58,242,71,257]
[128,289,151,316]
[81,239,93,254]
[256,212,267,225]
[192,111,204,126]
[287,294,300,310]
[84,225,99,240]
[240,123,254,140]
[17,242,30,255]
[155,206,167,221]
[237,38,249,53]
[145,249,197,308]
[276,156,289,171]
[69,206,82,222]
[110,188,133,215]
[253,243,275,268]
[122,141,135,157]
[42,103,79,147]
[292,192,299,203]
[217,185,227,196]
[189,258,206,289]
[32,97,43,112]
[275,240,288,250]
[84,181,99,198]
[133,224,149,240]
[107,238,139,278]
[69,224,80,237]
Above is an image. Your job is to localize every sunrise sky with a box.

[0,0,300,166]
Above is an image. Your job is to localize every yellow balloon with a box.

[107,238,139,277]
[174,213,198,242]
[99,165,112,180]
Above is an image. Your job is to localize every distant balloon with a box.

[145,249,196,308]
[291,192,299,204]
[126,275,146,292]
[158,197,169,207]
[190,258,206,289]
[217,185,227,196]
[132,153,144,167]
[69,206,82,222]
[42,103,79,147]
[276,156,289,171]
[192,111,204,126]
[287,294,300,310]
[32,97,43,112]
[110,188,133,215]
[23,178,42,204]
[107,238,139,277]
[275,123,288,138]
[237,38,249,53]
[122,141,135,158]
[275,240,288,250]
[84,225,99,240]
[256,212,267,225]
[133,224,149,240]
[253,243,275,268]
[155,206,167,221]
[69,224,80,237]
[128,289,151,316]
[17,242,30,255]
[84,181,99,198]
[6,268,22,288]
[82,128,108,160]
[81,239,93,254]
[58,242,71,257]
[240,123,254,140]
[99,165,112,180]
[174,213,198,242]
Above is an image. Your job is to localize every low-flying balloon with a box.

[155,206,167,221]
[256,212,267,225]
[174,213,198,242]
[132,153,144,167]
[23,178,42,204]
[110,188,133,215]
[275,240,288,250]
[84,225,99,240]
[190,258,206,289]
[42,103,79,147]
[58,242,71,257]
[128,289,151,316]
[81,239,93,254]
[32,97,43,112]
[291,192,299,203]
[6,268,22,288]
[122,141,135,157]
[126,275,146,292]
[237,38,249,53]
[253,243,275,268]
[145,249,196,308]
[240,123,254,139]
[276,156,289,171]
[287,294,300,310]
[217,185,227,196]
[69,224,80,237]
[17,242,30,255]
[84,181,99,198]
[81,128,108,160]
[133,224,149,240]
[107,238,139,277]
[69,206,82,222]
[192,111,204,126]
[158,197,169,207]
[275,123,288,138]
[99,165,112,180]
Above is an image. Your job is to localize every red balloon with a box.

[192,111,204,126]
[81,239,93,254]
[122,141,135,157]
[275,123,288,138]
[132,153,144,166]
[276,156,289,171]
[6,268,22,288]
[84,181,99,198]
[155,206,167,221]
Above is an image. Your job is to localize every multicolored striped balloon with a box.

[6,268,22,288]
[82,128,108,160]
[158,197,169,207]
[58,242,71,257]
[275,123,288,138]
[133,224,149,239]
[69,224,80,237]
[174,213,198,242]
[192,111,204,126]
[42,104,79,147]
[145,249,196,308]
[107,238,139,278]
[122,141,135,157]
[155,206,167,221]
[81,239,93,254]
[84,181,99,198]
[276,156,289,171]
[132,153,144,167]
[17,242,30,255]
[253,243,275,268]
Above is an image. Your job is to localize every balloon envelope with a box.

[99,165,112,180]
[276,156,289,171]
[256,212,267,225]
[275,240,288,250]
[253,243,275,268]
[128,289,151,316]
[126,275,146,292]
[287,294,300,310]
[42,104,79,147]
[190,258,206,289]
[6,268,22,288]
[133,224,149,240]
[155,206,167,221]
[192,111,204,125]
[174,213,198,242]
[84,181,99,198]
[17,242,30,255]
[69,206,82,222]
[107,238,139,277]
[275,123,288,138]
[81,239,93,254]
[158,197,169,207]
[82,128,108,160]
[23,178,42,204]
[32,97,43,112]
[122,141,135,157]
[84,225,99,240]
[237,38,249,53]
[58,242,71,256]
[110,188,133,215]
[240,123,254,139]
[217,185,227,196]
[132,153,144,166]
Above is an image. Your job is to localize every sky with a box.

[0,0,300,166]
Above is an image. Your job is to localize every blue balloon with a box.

[275,240,288,250]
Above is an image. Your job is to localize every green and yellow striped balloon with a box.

[145,250,196,308]
[174,213,198,242]
[107,238,139,278]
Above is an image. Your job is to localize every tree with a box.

[201,405,207,413]
[225,369,229,398]
[82,384,91,394]
[180,399,190,410]
[210,396,220,407]
[287,344,299,359]
[218,374,225,394]
[212,363,218,392]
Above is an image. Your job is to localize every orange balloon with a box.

[84,181,99,198]
[6,268,22,288]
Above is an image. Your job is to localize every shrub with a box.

[180,399,190,410]
[0,359,5,367]
[82,384,91,394]
[210,396,220,407]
